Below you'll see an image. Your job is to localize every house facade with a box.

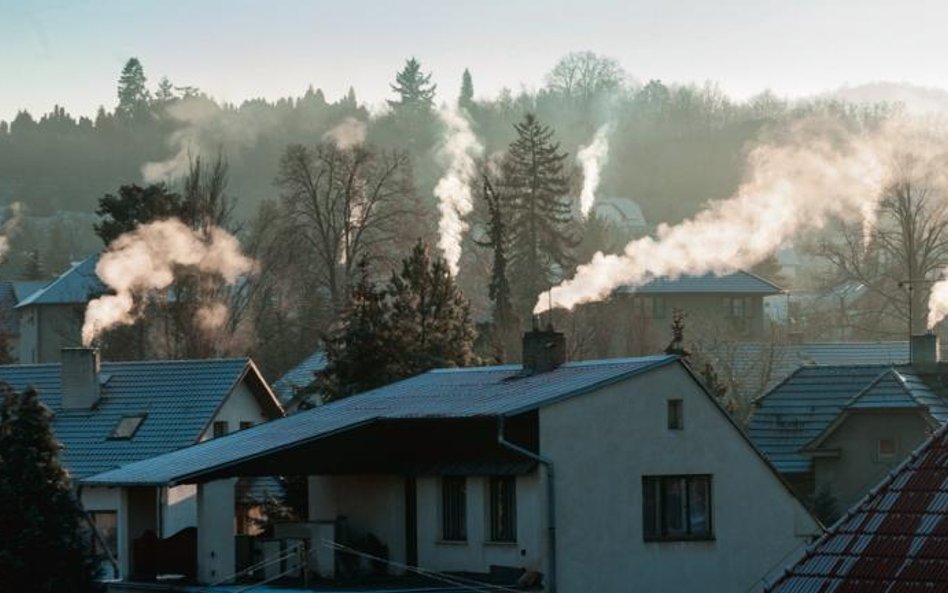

[0,348,283,579]
[86,329,820,592]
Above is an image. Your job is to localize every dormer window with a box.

[668,399,683,430]
[110,414,146,439]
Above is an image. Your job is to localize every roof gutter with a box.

[496,416,556,593]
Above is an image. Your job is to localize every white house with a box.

[0,348,283,579]
[86,329,821,592]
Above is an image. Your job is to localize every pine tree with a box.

[388,58,436,111]
[459,68,474,109]
[20,249,45,280]
[0,386,101,592]
[116,58,151,119]
[94,183,184,245]
[502,114,576,317]
[478,174,518,360]
[155,76,175,103]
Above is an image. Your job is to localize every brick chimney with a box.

[522,320,566,374]
[61,348,101,410]
[911,332,940,370]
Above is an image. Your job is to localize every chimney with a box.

[911,332,940,370]
[522,320,566,374]
[61,348,101,410]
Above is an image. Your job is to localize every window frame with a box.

[89,510,119,560]
[877,437,897,460]
[440,476,468,542]
[667,399,684,430]
[488,476,517,543]
[239,421,253,431]
[642,474,713,542]
[109,414,146,440]
[212,420,229,438]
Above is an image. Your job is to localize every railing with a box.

[201,541,306,592]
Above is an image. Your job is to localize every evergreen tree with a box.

[388,58,436,111]
[502,114,576,317]
[116,58,150,118]
[459,68,474,109]
[20,249,45,280]
[0,386,101,592]
[94,183,184,245]
[478,174,518,360]
[155,76,175,103]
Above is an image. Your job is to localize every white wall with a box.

[17,306,37,363]
[82,486,122,578]
[415,474,543,574]
[200,381,272,441]
[540,363,819,593]
[308,475,407,569]
[197,479,237,584]
[163,484,198,536]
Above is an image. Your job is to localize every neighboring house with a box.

[16,254,105,363]
[591,196,649,238]
[765,421,948,592]
[748,334,946,514]
[271,350,327,411]
[0,348,283,579]
[86,329,820,592]
[0,279,51,360]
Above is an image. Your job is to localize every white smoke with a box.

[577,124,612,217]
[323,117,367,149]
[82,218,255,345]
[0,202,24,261]
[537,118,936,314]
[434,105,484,276]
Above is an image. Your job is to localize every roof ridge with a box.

[14,253,100,308]
[843,368,904,408]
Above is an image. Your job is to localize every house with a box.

[85,329,820,592]
[748,334,947,515]
[0,279,50,360]
[591,196,649,238]
[271,350,327,411]
[765,420,948,592]
[16,254,105,363]
[0,348,283,579]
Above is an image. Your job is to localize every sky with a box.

[4,0,948,122]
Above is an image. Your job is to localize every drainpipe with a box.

[496,416,556,593]
[76,485,121,579]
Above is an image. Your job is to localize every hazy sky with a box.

[4,0,948,122]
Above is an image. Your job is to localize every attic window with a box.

[110,414,146,440]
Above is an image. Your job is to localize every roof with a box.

[271,350,327,404]
[15,255,106,308]
[748,364,948,474]
[83,355,677,487]
[0,357,281,479]
[615,270,783,295]
[766,423,948,592]
[592,197,648,230]
[0,280,51,334]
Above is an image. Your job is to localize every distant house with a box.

[271,350,327,411]
[591,196,649,238]
[748,334,946,514]
[86,329,819,592]
[16,254,104,363]
[0,279,51,359]
[0,348,283,579]
[765,421,948,592]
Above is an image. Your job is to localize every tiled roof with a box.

[83,355,677,486]
[0,358,277,479]
[15,255,106,308]
[615,270,783,295]
[748,365,947,474]
[11,280,49,302]
[766,424,948,592]
[271,351,327,404]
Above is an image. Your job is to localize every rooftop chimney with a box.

[61,347,100,410]
[911,332,940,370]
[522,319,566,374]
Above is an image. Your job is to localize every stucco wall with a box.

[813,410,932,511]
[19,304,84,363]
[197,479,237,583]
[415,474,543,574]
[540,362,819,593]
[199,381,272,441]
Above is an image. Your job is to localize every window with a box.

[667,400,683,430]
[239,421,253,431]
[109,414,146,439]
[212,421,229,438]
[441,477,467,541]
[878,438,897,460]
[643,475,712,541]
[489,476,517,542]
[89,511,118,560]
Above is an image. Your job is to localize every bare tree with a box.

[276,142,417,311]
[545,51,625,104]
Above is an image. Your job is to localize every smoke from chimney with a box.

[323,116,367,149]
[0,202,23,261]
[577,123,612,217]
[82,218,255,345]
[434,105,484,276]
[535,117,936,314]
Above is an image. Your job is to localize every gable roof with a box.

[15,255,106,308]
[0,280,51,334]
[83,355,678,487]
[615,270,783,295]
[0,357,281,479]
[271,350,327,404]
[766,423,948,592]
[748,365,948,474]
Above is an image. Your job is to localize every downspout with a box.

[496,416,556,593]
[76,485,121,579]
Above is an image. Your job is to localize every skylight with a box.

[110,414,146,439]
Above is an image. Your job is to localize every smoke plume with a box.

[82,218,255,344]
[434,105,484,275]
[0,202,23,260]
[323,117,367,149]
[537,118,934,314]
[577,124,612,217]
